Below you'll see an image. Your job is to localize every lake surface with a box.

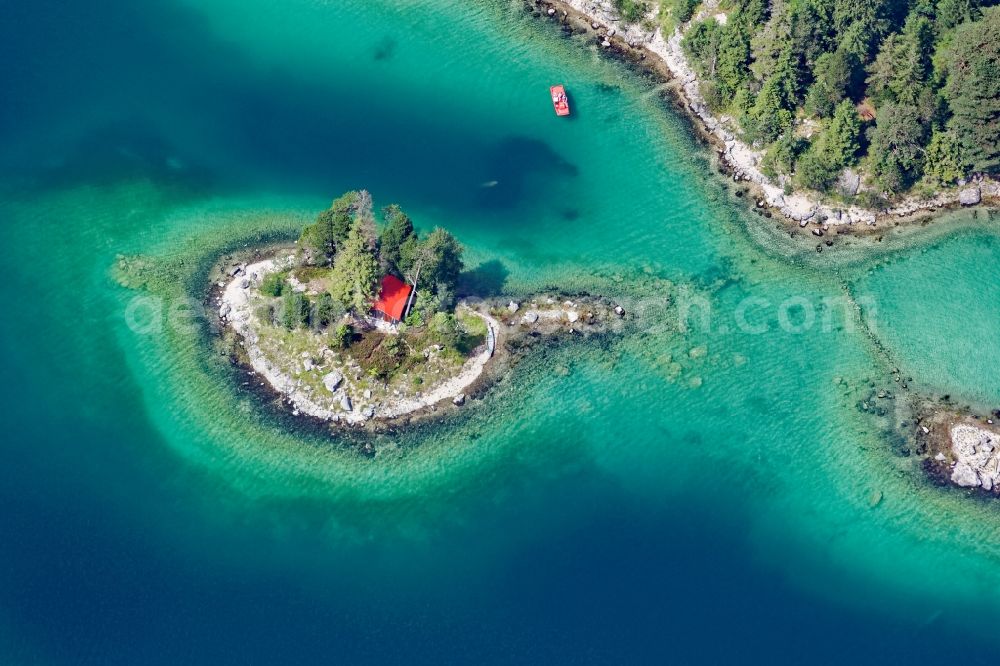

[3,1,1000,663]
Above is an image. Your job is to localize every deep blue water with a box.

[3,1,1000,664]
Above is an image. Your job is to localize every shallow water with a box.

[3,1,1000,663]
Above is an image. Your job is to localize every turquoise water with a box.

[3,1,1000,663]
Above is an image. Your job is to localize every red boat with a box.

[550,84,570,116]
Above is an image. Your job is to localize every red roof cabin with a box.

[372,274,413,324]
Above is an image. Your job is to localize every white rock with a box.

[507,301,520,313]
[323,371,344,392]
[959,186,981,206]
[567,311,580,323]
[952,462,981,487]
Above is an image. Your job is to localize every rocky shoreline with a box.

[526,0,998,231]
[916,407,1000,496]
[213,249,628,432]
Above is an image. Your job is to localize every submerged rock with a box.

[688,345,707,359]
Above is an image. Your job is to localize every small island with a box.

[216,191,625,427]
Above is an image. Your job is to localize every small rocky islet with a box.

[211,191,628,430]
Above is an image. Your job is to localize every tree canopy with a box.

[399,227,464,296]
[868,103,927,193]
[298,192,465,319]
[795,100,862,192]
[378,204,414,275]
[680,0,1000,195]
[942,6,1000,173]
[299,190,359,265]
[330,219,380,313]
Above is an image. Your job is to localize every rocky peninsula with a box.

[218,252,624,427]
[214,191,627,429]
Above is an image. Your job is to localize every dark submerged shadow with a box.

[458,259,509,297]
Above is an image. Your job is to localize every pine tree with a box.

[298,190,359,265]
[937,0,978,30]
[795,100,862,191]
[943,7,1000,173]
[378,204,414,275]
[923,129,965,185]
[330,219,379,314]
[806,47,860,117]
[891,14,934,106]
[354,189,377,251]
[825,100,862,164]
[868,103,927,193]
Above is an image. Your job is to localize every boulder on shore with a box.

[949,423,1000,490]
[323,371,344,392]
[340,394,353,412]
[959,186,981,206]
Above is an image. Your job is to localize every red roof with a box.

[372,274,412,322]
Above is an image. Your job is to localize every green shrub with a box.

[331,323,353,349]
[660,0,697,28]
[404,310,424,328]
[366,337,404,380]
[259,272,286,297]
[430,312,460,349]
[280,290,310,330]
[761,134,807,179]
[613,0,648,22]
[314,292,342,328]
[253,303,274,326]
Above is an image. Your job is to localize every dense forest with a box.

[672,0,1000,201]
